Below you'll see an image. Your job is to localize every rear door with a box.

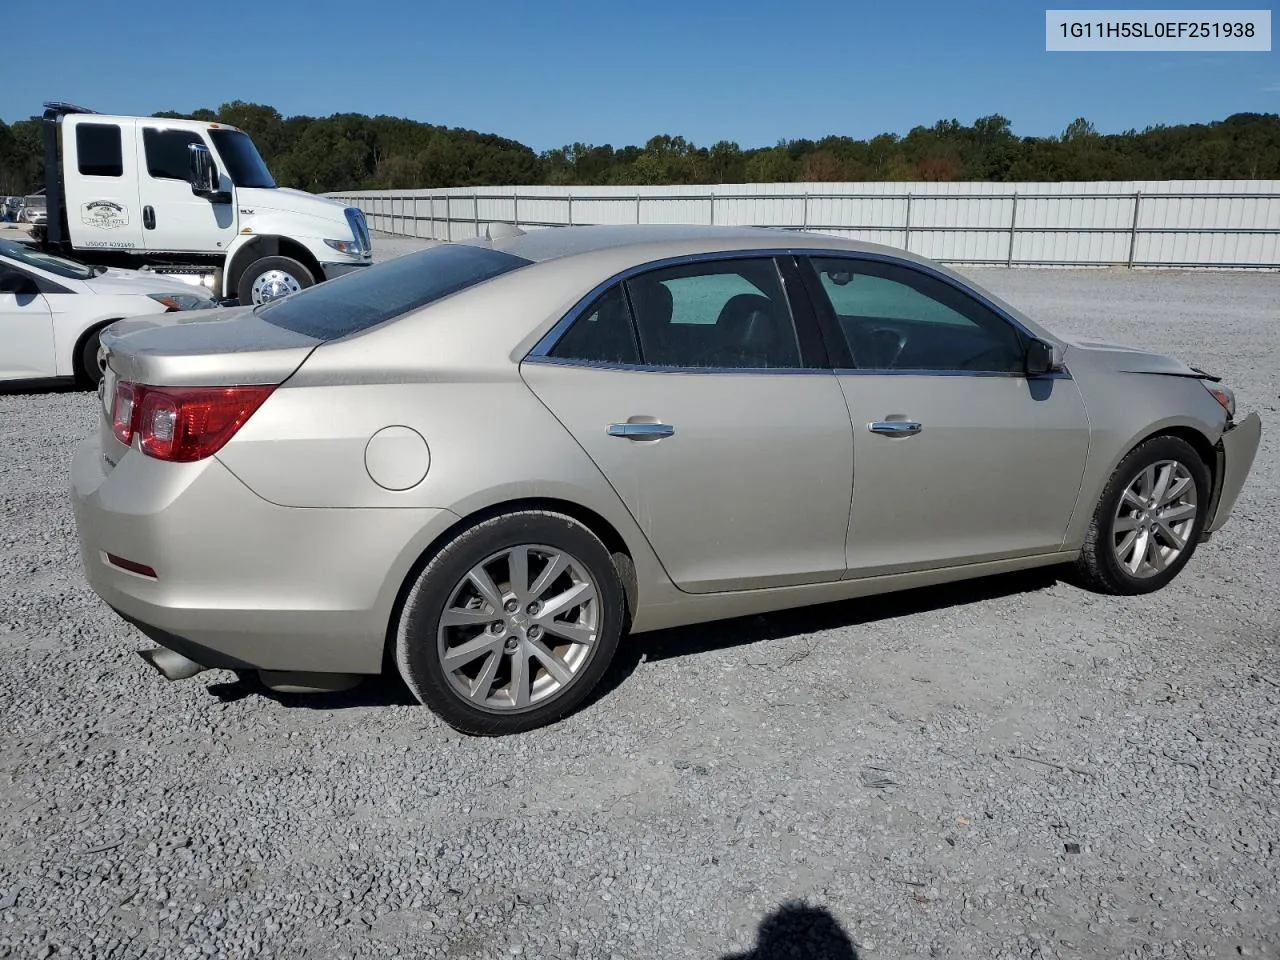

[61,117,146,254]
[801,254,1091,578]
[521,255,854,594]
[0,263,55,379]
[135,123,236,253]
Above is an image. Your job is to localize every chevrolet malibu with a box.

[70,225,1262,735]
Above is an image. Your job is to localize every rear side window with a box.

[257,243,532,341]
[549,285,639,364]
[143,128,206,180]
[76,124,123,177]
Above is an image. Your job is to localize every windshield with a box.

[208,129,277,188]
[0,238,93,280]
[257,243,533,340]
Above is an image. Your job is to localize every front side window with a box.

[624,258,802,369]
[0,238,93,280]
[143,128,207,181]
[807,257,1025,373]
[75,123,123,178]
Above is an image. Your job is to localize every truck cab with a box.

[39,103,372,304]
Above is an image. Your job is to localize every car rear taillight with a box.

[109,382,274,462]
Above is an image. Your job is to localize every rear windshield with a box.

[256,243,532,340]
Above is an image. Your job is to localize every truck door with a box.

[135,124,237,254]
[61,117,146,254]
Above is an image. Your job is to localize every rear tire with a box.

[236,256,314,305]
[1075,435,1210,595]
[395,510,626,736]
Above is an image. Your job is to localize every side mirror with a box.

[1024,338,1061,376]
[188,143,220,197]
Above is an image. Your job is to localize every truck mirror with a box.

[188,143,220,197]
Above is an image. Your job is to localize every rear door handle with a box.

[607,421,675,441]
[143,205,156,230]
[868,420,922,435]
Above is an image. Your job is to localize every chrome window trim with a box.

[522,354,835,376]
[833,367,1073,380]
[527,247,1046,372]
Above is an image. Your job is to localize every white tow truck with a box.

[29,102,372,305]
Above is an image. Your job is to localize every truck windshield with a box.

[208,130,277,189]
[256,243,533,340]
[0,238,94,280]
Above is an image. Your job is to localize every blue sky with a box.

[3,0,1276,150]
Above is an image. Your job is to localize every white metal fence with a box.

[329,180,1280,269]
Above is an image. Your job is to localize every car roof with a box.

[483,223,901,264]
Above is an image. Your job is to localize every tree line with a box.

[2,102,1278,196]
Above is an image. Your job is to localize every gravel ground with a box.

[1,242,1278,959]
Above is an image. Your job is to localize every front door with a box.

[135,124,236,254]
[801,255,1091,578]
[522,256,854,594]
[0,265,54,379]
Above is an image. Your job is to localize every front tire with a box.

[1075,435,1210,595]
[75,325,107,388]
[395,511,626,735]
[236,256,314,305]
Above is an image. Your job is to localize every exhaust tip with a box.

[137,647,208,681]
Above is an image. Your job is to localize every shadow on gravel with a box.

[722,902,860,960]
[201,567,1059,715]
[589,566,1062,707]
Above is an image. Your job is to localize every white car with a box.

[0,238,217,385]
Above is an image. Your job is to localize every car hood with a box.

[85,267,217,300]
[238,186,349,221]
[1063,337,1205,378]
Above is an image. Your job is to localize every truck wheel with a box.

[237,256,314,306]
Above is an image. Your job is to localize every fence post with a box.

[513,193,520,230]
[636,194,642,224]
[709,195,715,226]
[802,193,809,229]
[474,194,481,238]
[903,194,913,251]
[568,194,574,226]
[1007,193,1018,267]
[1127,192,1142,268]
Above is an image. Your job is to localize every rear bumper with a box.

[1205,411,1262,534]
[70,434,459,674]
[320,260,372,281]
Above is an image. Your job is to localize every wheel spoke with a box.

[507,646,530,708]
[1138,465,1157,500]
[440,607,496,629]
[1115,530,1138,560]
[466,566,504,612]
[538,581,595,621]
[1121,488,1146,511]
[442,633,503,670]
[1149,463,1172,507]
[468,650,502,703]
[507,547,530,603]
[1161,475,1192,506]
[1113,515,1140,533]
[1125,530,1149,573]
[1146,535,1167,572]
[1158,503,1196,524]
[1156,520,1187,551]
[541,618,595,646]
[528,638,575,686]
[528,552,570,600]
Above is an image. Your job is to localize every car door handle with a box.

[607,421,675,441]
[143,206,156,230]
[868,420,923,435]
